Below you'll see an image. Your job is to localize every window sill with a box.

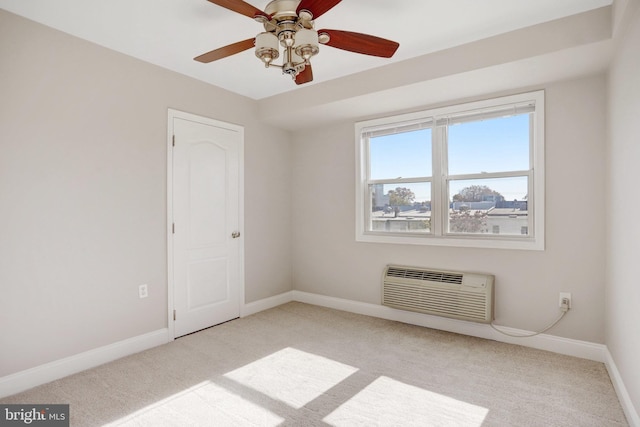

[356,232,544,251]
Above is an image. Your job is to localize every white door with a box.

[169,111,243,338]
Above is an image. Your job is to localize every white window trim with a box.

[355,91,545,251]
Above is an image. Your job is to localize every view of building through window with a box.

[360,95,539,243]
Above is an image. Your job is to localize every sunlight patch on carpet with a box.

[323,376,488,426]
[224,347,358,409]
[105,381,283,426]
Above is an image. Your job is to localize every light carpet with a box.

[1,302,628,426]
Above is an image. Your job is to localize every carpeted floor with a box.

[1,302,628,426]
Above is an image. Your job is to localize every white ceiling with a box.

[0,0,612,100]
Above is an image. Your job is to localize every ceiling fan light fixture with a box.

[255,32,279,65]
[294,28,319,60]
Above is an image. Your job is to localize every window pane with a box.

[448,177,529,235]
[448,114,530,175]
[370,129,431,180]
[370,182,431,233]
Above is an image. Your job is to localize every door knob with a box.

[231,231,241,238]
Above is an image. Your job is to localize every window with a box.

[355,91,544,250]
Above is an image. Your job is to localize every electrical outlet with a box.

[559,292,571,309]
[139,284,148,299]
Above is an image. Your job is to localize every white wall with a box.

[291,75,608,344]
[607,0,640,415]
[0,10,292,377]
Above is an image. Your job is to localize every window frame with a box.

[355,91,545,250]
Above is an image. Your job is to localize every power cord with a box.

[490,298,570,338]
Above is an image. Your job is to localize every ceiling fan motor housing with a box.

[264,0,303,20]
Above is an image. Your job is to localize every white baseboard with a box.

[241,291,294,317]
[605,348,640,427]
[0,328,170,399]
[290,290,606,362]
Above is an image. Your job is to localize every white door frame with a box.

[167,108,245,340]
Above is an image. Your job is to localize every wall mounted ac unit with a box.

[382,265,495,323]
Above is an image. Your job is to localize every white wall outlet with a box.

[139,284,148,299]
[559,292,571,309]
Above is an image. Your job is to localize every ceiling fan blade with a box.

[194,38,255,63]
[296,0,342,19]
[295,64,314,85]
[318,29,399,58]
[207,0,269,19]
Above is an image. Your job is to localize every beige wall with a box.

[607,0,640,415]
[0,10,292,376]
[291,75,608,344]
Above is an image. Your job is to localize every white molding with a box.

[291,290,606,362]
[605,347,640,427]
[241,291,294,317]
[0,329,170,399]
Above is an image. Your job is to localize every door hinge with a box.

[172,223,175,234]
[173,310,176,321]
[172,135,175,147]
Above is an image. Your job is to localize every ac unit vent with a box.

[382,265,494,323]
[386,266,463,285]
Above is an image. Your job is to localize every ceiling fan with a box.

[194,0,400,85]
